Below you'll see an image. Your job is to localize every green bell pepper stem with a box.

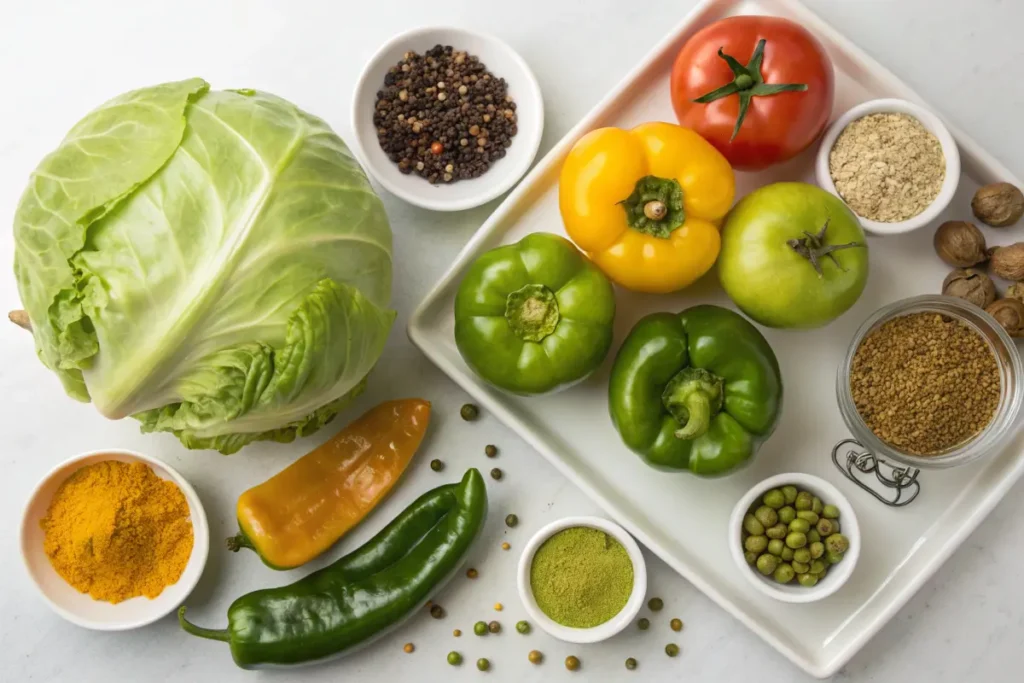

[662,367,724,440]
[179,468,488,668]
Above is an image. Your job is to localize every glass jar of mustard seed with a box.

[837,295,1022,474]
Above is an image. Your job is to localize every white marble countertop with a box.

[2,1,1023,681]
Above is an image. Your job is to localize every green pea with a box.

[782,485,798,504]
[791,560,809,573]
[744,535,768,553]
[516,620,530,634]
[477,658,490,671]
[809,560,827,575]
[777,506,796,524]
[744,551,758,565]
[474,621,488,636]
[638,618,650,630]
[786,532,807,549]
[809,542,825,559]
[793,548,811,564]
[756,554,779,575]
[816,518,835,536]
[765,523,787,540]
[448,651,463,665]
[762,489,786,509]
[743,514,764,536]
[665,644,680,658]
[796,510,819,524]
[754,505,778,528]
[807,530,821,544]
[460,404,479,421]
[795,491,813,511]
[817,567,828,580]
[780,547,795,561]
[773,563,796,584]
[826,550,844,565]
[797,573,819,587]
[822,504,840,519]
[812,496,823,515]
[767,539,785,556]
[826,533,850,554]
[788,518,810,534]
[625,657,637,670]
[648,597,664,612]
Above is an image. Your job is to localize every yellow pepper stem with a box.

[618,176,685,239]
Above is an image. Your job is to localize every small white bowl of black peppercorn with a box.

[352,27,544,212]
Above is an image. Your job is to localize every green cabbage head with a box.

[13,78,394,454]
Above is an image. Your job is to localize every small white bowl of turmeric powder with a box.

[20,449,209,630]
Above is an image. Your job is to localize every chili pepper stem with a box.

[225,533,255,553]
[178,607,230,642]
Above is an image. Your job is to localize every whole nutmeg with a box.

[942,268,996,308]
[1007,282,1024,304]
[933,220,987,267]
[986,298,1024,337]
[972,182,1024,227]
[988,243,1024,281]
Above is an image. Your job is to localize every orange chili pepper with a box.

[227,399,431,569]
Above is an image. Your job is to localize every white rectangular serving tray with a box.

[408,0,1024,677]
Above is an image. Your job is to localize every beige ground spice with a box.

[829,112,945,223]
[850,313,999,455]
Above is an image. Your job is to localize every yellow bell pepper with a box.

[558,122,735,293]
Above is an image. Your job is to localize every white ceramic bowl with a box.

[729,473,859,604]
[351,26,543,212]
[517,516,646,643]
[21,449,209,630]
[815,98,960,235]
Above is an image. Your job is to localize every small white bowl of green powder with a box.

[517,516,646,643]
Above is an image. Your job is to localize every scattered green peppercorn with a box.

[756,553,779,575]
[809,541,825,559]
[745,535,768,553]
[743,550,758,565]
[638,617,650,630]
[648,597,664,611]
[754,505,778,527]
[765,523,787,540]
[484,444,498,457]
[793,548,811,564]
[798,573,819,587]
[822,504,840,519]
[625,657,638,670]
[528,650,543,664]
[466,567,479,579]
[565,655,580,671]
[516,620,530,634]
[460,404,479,421]
[448,651,463,666]
[473,621,488,636]
[743,514,765,536]
[826,533,850,554]
[782,485,798,504]
[807,529,821,544]
[780,547,795,561]
[490,467,502,480]
[812,496,823,515]
[778,506,796,524]
[670,618,683,632]
[826,550,845,565]
[786,532,807,549]
[505,513,518,528]
[477,658,490,671]
[809,560,827,574]
[816,518,835,536]
[665,643,680,657]
[430,458,444,472]
[430,605,445,619]
[788,518,810,534]
[791,560,809,574]
[488,620,500,633]
[774,563,795,584]
[797,510,819,524]
[767,539,785,556]
[762,489,786,509]
[795,491,813,511]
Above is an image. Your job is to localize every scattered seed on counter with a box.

[466,567,479,579]
[461,404,479,421]
[516,620,530,634]
[528,650,543,664]
[403,643,414,653]
[505,514,518,527]
[494,602,503,611]
[430,458,444,472]
[373,45,519,184]
[665,643,680,657]
[453,629,462,637]
[501,542,511,551]
[565,655,581,671]
[474,621,488,636]
[648,597,664,611]
[477,658,490,671]
[485,444,498,457]
[490,468,503,480]
[430,604,445,619]
[637,617,650,630]
[670,618,683,631]
[447,651,463,666]
[625,657,638,670]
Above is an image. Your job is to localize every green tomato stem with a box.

[661,367,724,440]
[786,218,866,277]
[505,284,559,342]
[619,176,685,238]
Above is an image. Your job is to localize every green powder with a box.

[529,526,634,628]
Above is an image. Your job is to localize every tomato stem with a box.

[692,39,809,141]
[786,219,865,277]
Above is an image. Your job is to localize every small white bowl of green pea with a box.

[729,473,860,603]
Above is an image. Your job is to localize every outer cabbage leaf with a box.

[12,81,394,453]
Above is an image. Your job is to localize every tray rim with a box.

[407,0,1024,677]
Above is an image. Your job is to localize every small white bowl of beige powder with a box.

[816,98,960,235]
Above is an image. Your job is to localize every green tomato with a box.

[454,233,615,394]
[719,183,868,329]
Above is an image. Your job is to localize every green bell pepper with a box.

[454,232,616,394]
[178,468,487,668]
[609,305,782,476]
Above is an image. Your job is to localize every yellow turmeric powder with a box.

[41,459,194,603]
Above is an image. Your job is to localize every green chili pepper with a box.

[608,305,782,476]
[454,233,616,395]
[179,469,488,668]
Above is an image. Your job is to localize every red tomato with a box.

[670,16,834,171]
